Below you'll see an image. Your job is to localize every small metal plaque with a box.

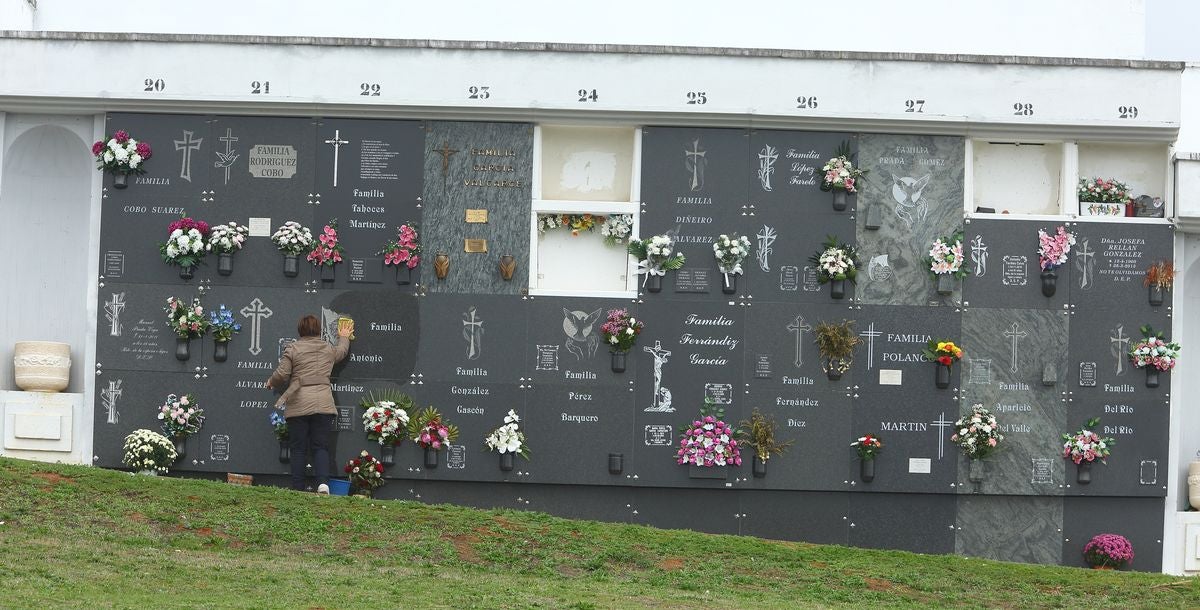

[464,239,488,253]
[465,209,489,223]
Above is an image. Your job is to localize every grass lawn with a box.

[0,457,1197,609]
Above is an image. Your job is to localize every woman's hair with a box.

[298,315,321,337]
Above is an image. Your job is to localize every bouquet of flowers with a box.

[627,234,686,281]
[676,400,741,468]
[270,221,314,256]
[165,296,208,339]
[1144,261,1175,290]
[344,450,385,493]
[926,232,968,278]
[205,221,249,255]
[159,216,209,269]
[1128,325,1180,371]
[208,305,241,343]
[360,390,413,447]
[93,130,152,175]
[380,222,421,270]
[922,339,963,368]
[600,214,634,246]
[157,393,204,439]
[537,213,601,236]
[122,428,177,473]
[950,404,1003,460]
[1077,177,1130,203]
[484,409,529,459]
[1083,533,1134,569]
[808,236,861,283]
[713,233,752,275]
[269,411,288,442]
[851,434,883,460]
[307,219,344,267]
[1061,418,1114,465]
[1037,225,1077,271]
[536,213,564,233]
[820,143,867,193]
[407,406,459,451]
[600,308,643,353]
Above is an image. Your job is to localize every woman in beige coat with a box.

[267,315,352,493]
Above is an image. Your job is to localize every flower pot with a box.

[381,443,395,466]
[688,465,728,479]
[1077,460,1092,485]
[173,437,186,461]
[278,442,290,464]
[1187,462,1200,510]
[752,456,767,478]
[832,190,848,211]
[175,337,190,361]
[113,173,128,189]
[12,341,71,393]
[608,453,624,475]
[327,479,351,496]
[213,341,228,363]
[1040,270,1057,297]
[860,459,875,483]
[936,274,955,295]
[283,255,299,278]
[826,363,843,381]
[396,266,412,285]
[217,253,233,276]
[320,264,334,283]
[179,264,195,280]
[498,254,516,281]
[611,351,627,373]
[645,274,663,293]
[1145,367,1160,388]
[424,447,438,469]
[500,452,515,472]
[830,278,846,300]
[433,252,450,280]
[721,273,737,294]
[935,363,950,389]
[968,459,985,483]
[1149,285,1164,307]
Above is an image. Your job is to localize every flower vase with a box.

[1077,460,1092,485]
[424,447,438,469]
[175,338,190,361]
[320,264,334,284]
[433,252,450,280]
[752,456,767,478]
[498,255,516,281]
[381,444,395,466]
[830,278,846,300]
[213,341,228,363]
[217,253,233,276]
[935,363,950,389]
[1149,285,1164,306]
[179,265,195,280]
[832,190,848,211]
[396,266,412,285]
[278,442,290,464]
[1040,270,1057,297]
[172,436,186,461]
[860,459,875,483]
[608,453,624,475]
[936,274,955,295]
[610,351,628,373]
[826,362,843,381]
[500,452,515,472]
[112,173,128,189]
[283,255,299,278]
[722,273,737,295]
[968,459,985,483]
[1146,367,1160,388]
[645,274,663,293]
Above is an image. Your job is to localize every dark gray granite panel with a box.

[1069,222,1175,313]
[524,296,636,388]
[400,381,528,484]
[961,217,1071,310]
[415,292,529,384]
[742,300,865,391]
[522,383,636,486]
[1062,496,1165,572]
[956,496,1063,564]
[739,491,850,545]
[629,487,740,535]
[848,493,956,554]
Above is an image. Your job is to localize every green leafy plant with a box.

[737,408,793,462]
[407,406,459,451]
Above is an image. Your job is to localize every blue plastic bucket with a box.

[327,479,350,496]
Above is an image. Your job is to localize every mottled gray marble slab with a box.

[956,495,1063,564]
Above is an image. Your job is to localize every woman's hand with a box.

[264,379,273,390]
[337,318,354,339]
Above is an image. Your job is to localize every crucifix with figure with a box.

[324,129,350,187]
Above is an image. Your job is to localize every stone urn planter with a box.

[1188,462,1200,510]
[13,341,71,392]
